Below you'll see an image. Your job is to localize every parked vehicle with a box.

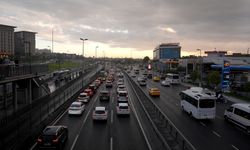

[37,126,68,150]
[224,103,250,133]
[165,73,180,84]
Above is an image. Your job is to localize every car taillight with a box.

[52,136,59,143]
[37,136,42,143]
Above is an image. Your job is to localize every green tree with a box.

[191,70,199,82]
[243,82,250,92]
[207,71,221,86]
[143,56,150,63]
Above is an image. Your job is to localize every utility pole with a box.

[197,49,202,87]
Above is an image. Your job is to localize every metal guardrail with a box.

[125,72,196,150]
[0,67,100,150]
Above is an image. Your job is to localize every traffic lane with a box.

[51,85,103,150]
[138,79,231,150]
[145,79,250,150]
[73,94,111,150]
[125,77,168,150]
[111,87,149,150]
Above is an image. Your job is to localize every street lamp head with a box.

[80,38,88,41]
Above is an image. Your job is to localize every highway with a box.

[128,71,250,150]
[32,74,151,150]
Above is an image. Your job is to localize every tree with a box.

[142,56,150,63]
[207,71,220,87]
[191,70,199,83]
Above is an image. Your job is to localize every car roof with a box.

[95,106,106,111]
[232,103,250,113]
[118,103,128,107]
[151,88,159,90]
[118,85,125,88]
[80,92,88,96]
[72,102,82,105]
[42,126,61,135]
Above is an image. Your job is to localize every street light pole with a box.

[24,41,32,74]
[95,46,98,58]
[197,49,202,87]
[80,38,88,70]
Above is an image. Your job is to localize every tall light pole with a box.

[80,38,88,70]
[95,46,98,58]
[197,49,202,87]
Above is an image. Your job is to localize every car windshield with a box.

[71,104,81,107]
[95,110,105,114]
[119,106,128,109]
[199,99,215,108]
[173,75,179,79]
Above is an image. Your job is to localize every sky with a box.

[0,0,250,58]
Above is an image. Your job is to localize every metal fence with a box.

[0,66,100,150]
[126,72,196,150]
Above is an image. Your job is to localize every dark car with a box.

[99,90,110,101]
[147,74,152,79]
[106,80,113,88]
[37,126,68,150]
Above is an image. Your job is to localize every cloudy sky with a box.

[1,0,250,58]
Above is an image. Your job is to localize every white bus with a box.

[179,89,216,119]
[165,73,180,84]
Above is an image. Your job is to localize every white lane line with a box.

[200,122,207,127]
[110,137,113,150]
[70,92,99,150]
[70,134,79,150]
[30,105,69,150]
[212,131,221,138]
[232,145,240,150]
[111,110,114,124]
[127,94,153,150]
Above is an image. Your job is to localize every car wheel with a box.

[224,115,228,121]
[189,112,193,117]
[181,106,184,111]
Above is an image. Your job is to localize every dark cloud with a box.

[1,0,250,53]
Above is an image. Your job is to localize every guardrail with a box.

[125,72,196,150]
[0,66,102,150]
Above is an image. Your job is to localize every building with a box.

[153,43,181,72]
[153,43,181,61]
[15,31,36,56]
[0,24,16,57]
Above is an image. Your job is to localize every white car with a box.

[224,103,250,133]
[92,106,108,121]
[68,102,85,115]
[161,80,170,87]
[117,103,130,116]
[77,92,90,103]
[117,85,126,93]
[139,80,147,86]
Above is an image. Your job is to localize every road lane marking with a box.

[111,110,114,124]
[212,131,221,138]
[110,137,113,150]
[232,145,240,150]
[200,122,207,127]
[70,91,99,150]
[127,91,153,150]
[70,134,79,150]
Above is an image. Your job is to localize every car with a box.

[99,90,110,101]
[37,126,68,149]
[77,92,90,103]
[117,85,126,93]
[131,74,136,78]
[116,103,130,116]
[149,88,160,97]
[161,80,170,87]
[95,79,101,87]
[84,88,94,97]
[139,80,147,86]
[68,102,85,115]
[142,71,148,76]
[147,73,153,79]
[92,106,108,121]
[117,79,124,86]
[117,91,128,102]
[89,84,97,93]
[153,76,161,82]
[224,103,250,133]
[137,76,144,82]
[118,73,124,78]
[106,80,113,88]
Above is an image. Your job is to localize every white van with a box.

[224,103,250,133]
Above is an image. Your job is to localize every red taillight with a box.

[52,136,59,143]
[37,136,42,143]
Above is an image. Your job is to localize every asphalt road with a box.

[129,72,250,150]
[33,75,150,150]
